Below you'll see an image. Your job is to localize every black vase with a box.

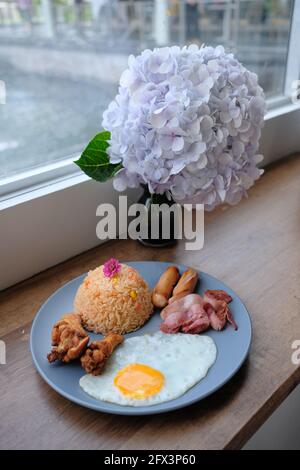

[137,187,178,248]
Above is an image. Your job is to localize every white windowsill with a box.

[0,170,88,211]
[0,157,88,210]
[265,101,300,120]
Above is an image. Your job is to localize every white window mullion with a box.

[284,0,300,98]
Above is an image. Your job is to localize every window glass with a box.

[0,0,295,179]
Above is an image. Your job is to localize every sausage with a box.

[168,291,188,304]
[169,268,198,303]
[152,266,180,308]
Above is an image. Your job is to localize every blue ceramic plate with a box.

[30,261,251,415]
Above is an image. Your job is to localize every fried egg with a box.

[79,331,217,406]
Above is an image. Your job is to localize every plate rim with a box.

[30,260,252,415]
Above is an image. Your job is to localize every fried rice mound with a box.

[74,263,153,334]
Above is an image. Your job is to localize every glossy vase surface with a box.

[137,187,178,248]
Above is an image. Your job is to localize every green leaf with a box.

[74,131,123,182]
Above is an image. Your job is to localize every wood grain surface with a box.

[1,154,300,450]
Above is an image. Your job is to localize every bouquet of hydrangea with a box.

[76,44,265,210]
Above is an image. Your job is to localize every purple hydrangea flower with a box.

[102,45,266,210]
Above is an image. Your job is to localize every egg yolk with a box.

[114,363,165,399]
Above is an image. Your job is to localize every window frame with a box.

[0,158,84,204]
[284,0,300,98]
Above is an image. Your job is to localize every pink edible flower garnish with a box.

[103,258,121,278]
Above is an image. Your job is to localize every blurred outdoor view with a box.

[0,0,295,178]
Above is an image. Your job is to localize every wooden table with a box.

[1,155,300,450]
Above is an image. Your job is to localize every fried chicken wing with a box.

[81,333,124,376]
[47,313,89,363]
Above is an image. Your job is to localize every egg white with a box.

[79,331,217,407]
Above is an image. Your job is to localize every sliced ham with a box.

[161,294,204,320]
[181,303,210,334]
[204,289,232,305]
[160,290,238,334]
[160,311,187,334]
[204,289,238,331]
[160,294,210,334]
